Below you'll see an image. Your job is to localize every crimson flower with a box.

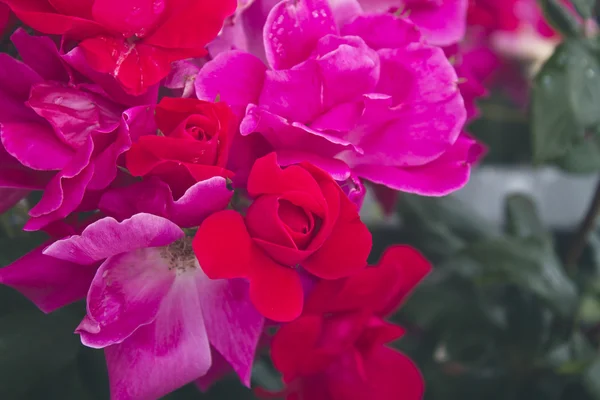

[1,0,236,94]
[125,97,235,198]
[266,245,431,400]
[193,153,372,322]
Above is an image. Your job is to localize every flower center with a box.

[161,237,198,275]
[278,200,313,234]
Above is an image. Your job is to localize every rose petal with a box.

[200,277,264,386]
[259,59,324,123]
[341,14,423,50]
[77,247,175,348]
[99,176,232,228]
[353,132,484,196]
[248,249,304,322]
[193,210,253,280]
[104,276,212,400]
[302,192,370,279]
[264,0,338,69]
[91,0,165,37]
[0,121,73,170]
[0,243,97,313]
[10,28,70,82]
[195,50,267,117]
[143,0,237,50]
[44,213,184,265]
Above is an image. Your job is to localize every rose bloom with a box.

[266,245,431,400]
[193,153,372,322]
[125,97,235,198]
[0,0,236,93]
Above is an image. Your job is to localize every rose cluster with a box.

[0,0,500,399]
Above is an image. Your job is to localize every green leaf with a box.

[571,0,596,19]
[577,292,600,324]
[459,238,578,317]
[538,0,583,37]
[584,356,600,399]
[504,194,547,239]
[545,332,595,374]
[557,133,600,173]
[566,41,600,126]
[532,44,585,163]
[397,195,499,261]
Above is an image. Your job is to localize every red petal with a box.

[302,214,371,280]
[3,0,104,37]
[376,245,431,316]
[327,347,424,400]
[49,0,93,18]
[245,195,295,248]
[92,0,165,37]
[248,251,303,322]
[304,264,397,314]
[271,315,323,380]
[155,97,223,134]
[193,210,252,280]
[247,153,325,204]
[79,37,178,94]
[356,318,406,351]
[362,347,424,400]
[143,0,236,50]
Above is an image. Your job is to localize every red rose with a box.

[267,245,431,400]
[125,97,235,198]
[193,153,372,322]
[0,0,236,93]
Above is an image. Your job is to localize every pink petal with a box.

[264,0,338,69]
[405,0,467,46]
[0,244,97,313]
[0,146,52,190]
[122,105,157,142]
[87,122,132,191]
[200,277,264,386]
[195,50,267,117]
[77,247,175,348]
[0,53,43,116]
[104,276,212,400]
[241,105,359,158]
[345,45,465,166]
[195,350,233,391]
[27,83,122,148]
[43,213,184,265]
[259,59,324,123]
[0,121,73,170]
[328,0,362,28]
[25,139,95,231]
[356,0,467,46]
[341,13,423,50]
[353,133,485,196]
[99,177,233,228]
[164,59,204,98]
[10,28,70,82]
[312,35,380,109]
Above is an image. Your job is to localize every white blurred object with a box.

[453,166,599,229]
